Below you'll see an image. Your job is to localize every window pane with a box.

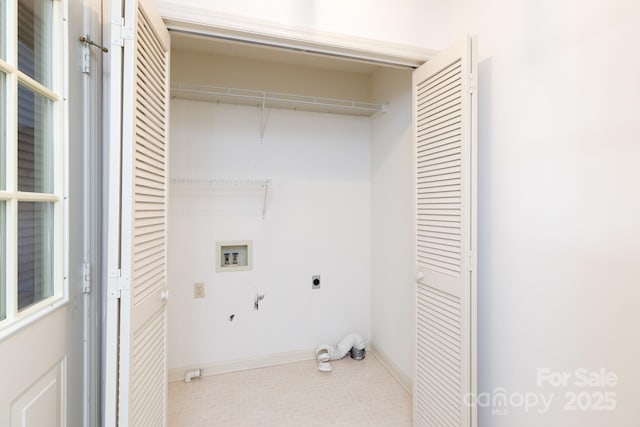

[18,201,53,311]
[18,0,53,87]
[0,202,5,321]
[0,72,5,190]
[18,83,53,193]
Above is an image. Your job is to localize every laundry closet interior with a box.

[166,31,416,385]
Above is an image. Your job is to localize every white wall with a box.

[156,0,453,51]
[370,68,415,383]
[171,50,372,101]
[452,0,640,425]
[167,99,372,371]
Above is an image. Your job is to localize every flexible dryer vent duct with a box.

[316,333,365,372]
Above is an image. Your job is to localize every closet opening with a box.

[165,30,416,399]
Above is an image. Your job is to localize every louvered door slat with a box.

[418,143,461,158]
[419,83,463,111]
[419,94,463,123]
[418,149,461,165]
[131,0,168,315]
[414,36,477,427]
[133,240,164,260]
[419,130,462,145]
[418,162,461,176]
[418,233,461,244]
[418,178,460,188]
[421,101,462,123]
[136,148,165,170]
[133,244,164,266]
[136,123,166,153]
[418,245,460,261]
[418,219,461,227]
[418,112,462,133]
[419,137,462,153]
[417,60,463,93]
[419,241,460,253]
[136,147,166,171]
[136,80,166,113]
[130,308,165,426]
[418,73,462,103]
[137,54,166,95]
[137,135,165,162]
[417,333,461,370]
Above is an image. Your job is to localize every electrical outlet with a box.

[194,282,205,299]
[312,275,321,289]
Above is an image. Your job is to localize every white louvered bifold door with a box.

[117,0,171,425]
[413,36,477,427]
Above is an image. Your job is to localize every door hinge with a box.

[82,263,91,293]
[467,251,475,272]
[468,73,477,94]
[111,18,133,48]
[107,269,122,298]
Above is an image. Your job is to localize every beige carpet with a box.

[168,354,412,426]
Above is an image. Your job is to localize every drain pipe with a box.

[184,369,203,383]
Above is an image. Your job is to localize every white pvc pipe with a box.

[184,369,203,383]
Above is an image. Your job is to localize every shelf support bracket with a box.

[262,182,269,219]
[259,97,268,143]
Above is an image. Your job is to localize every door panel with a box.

[0,308,67,425]
[10,358,65,427]
[414,36,477,427]
[0,0,89,424]
[120,2,170,422]
[105,0,170,424]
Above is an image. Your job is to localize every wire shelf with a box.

[169,177,271,218]
[169,177,271,186]
[170,82,387,117]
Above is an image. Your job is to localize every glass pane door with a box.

[17,83,53,193]
[17,0,53,87]
[0,72,5,190]
[17,201,53,311]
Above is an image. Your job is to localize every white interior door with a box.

[105,0,170,425]
[413,36,477,427]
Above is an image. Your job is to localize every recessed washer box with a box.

[216,240,252,272]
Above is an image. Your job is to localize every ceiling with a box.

[170,31,382,75]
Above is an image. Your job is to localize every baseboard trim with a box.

[369,344,413,396]
[168,342,409,387]
[168,349,317,383]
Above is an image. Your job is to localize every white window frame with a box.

[0,0,69,338]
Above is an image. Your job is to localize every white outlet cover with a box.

[194,282,205,298]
